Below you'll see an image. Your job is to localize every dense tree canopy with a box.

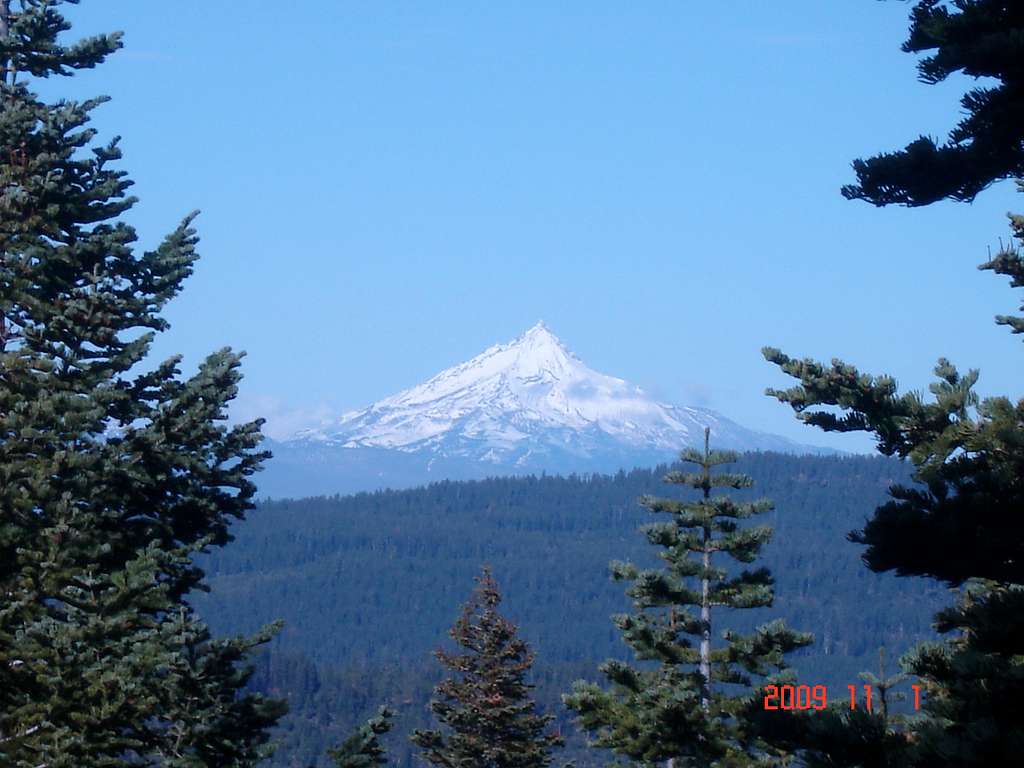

[765,0,1024,761]
[0,1,284,764]
[842,0,1024,206]
[195,456,940,767]
[765,178,1024,768]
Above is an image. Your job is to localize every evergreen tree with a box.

[763,1,1024,760]
[564,429,812,767]
[326,706,393,768]
[762,188,1024,765]
[411,566,563,768]
[842,0,1024,206]
[858,648,907,726]
[0,1,285,765]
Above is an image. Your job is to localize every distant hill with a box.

[194,452,946,767]
[257,322,838,498]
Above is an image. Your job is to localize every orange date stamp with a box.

[763,684,922,711]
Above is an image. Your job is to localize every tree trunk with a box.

[700,524,711,711]
[699,427,711,711]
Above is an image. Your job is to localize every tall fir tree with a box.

[763,190,1024,767]
[564,429,812,767]
[411,566,563,768]
[762,2,1024,763]
[0,1,285,765]
[842,0,1024,206]
[765,316,1024,765]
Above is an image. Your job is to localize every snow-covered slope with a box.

[288,322,822,466]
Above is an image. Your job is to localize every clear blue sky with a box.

[50,1,1022,453]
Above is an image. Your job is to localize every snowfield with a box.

[289,322,821,463]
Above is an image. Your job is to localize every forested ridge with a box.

[191,453,945,767]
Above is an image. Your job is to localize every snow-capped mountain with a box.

[259,323,831,497]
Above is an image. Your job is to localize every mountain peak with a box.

[503,322,576,374]
[515,320,565,351]
[292,324,823,460]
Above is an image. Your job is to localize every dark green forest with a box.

[191,453,945,767]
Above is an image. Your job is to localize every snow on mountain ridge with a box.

[291,322,817,462]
